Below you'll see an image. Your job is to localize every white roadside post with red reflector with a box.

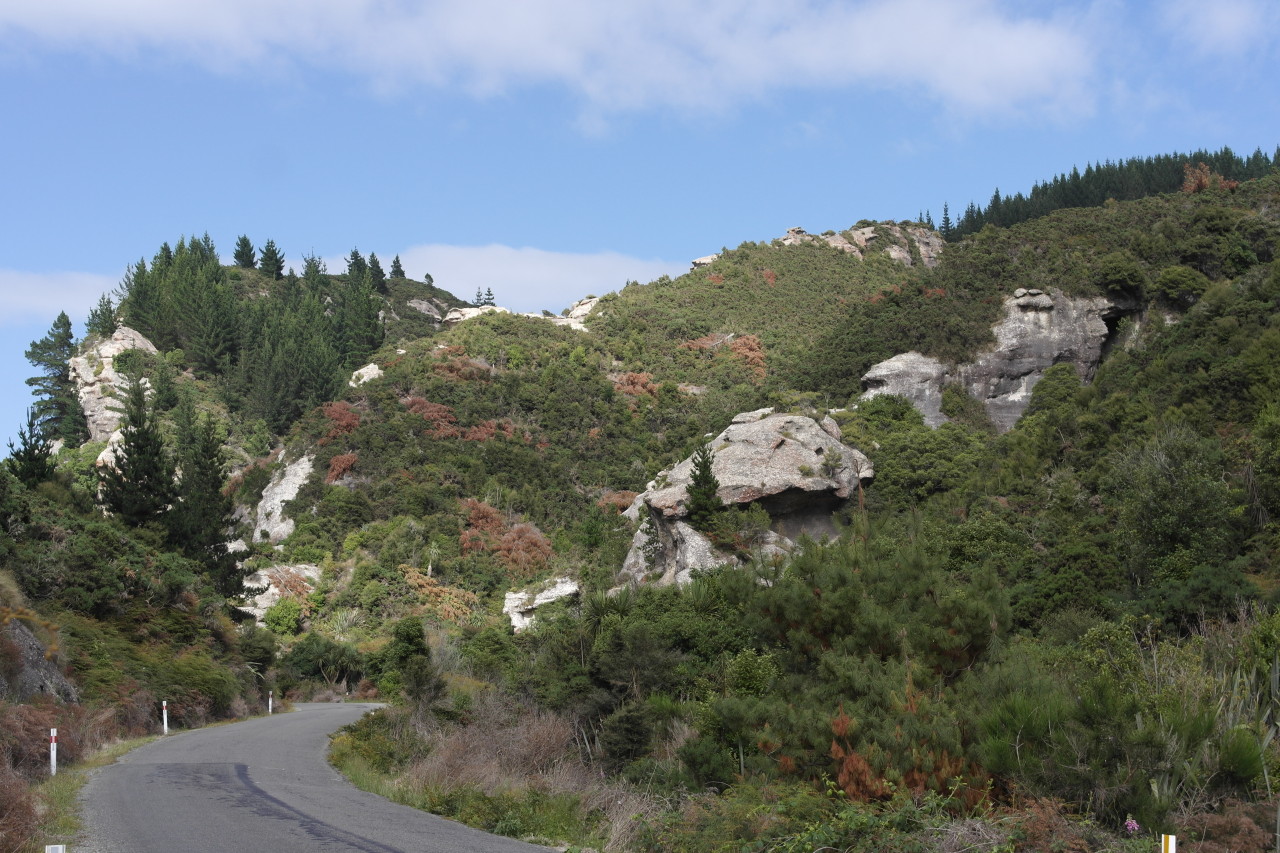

[162,699,169,734]
[49,728,57,776]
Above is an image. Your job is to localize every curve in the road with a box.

[77,702,551,853]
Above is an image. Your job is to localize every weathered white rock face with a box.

[242,563,322,623]
[690,254,721,269]
[442,305,511,326]
[407,297,449,322]
[503,577,581,632]
[619,412,873,587]
[860,288,1135,432]
[69,327,159,443]
[776,223,944,268]
[441,297,601,332]
[349,363,383,387]
[245,455,315,546]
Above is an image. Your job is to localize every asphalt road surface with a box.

[77,702,551,852]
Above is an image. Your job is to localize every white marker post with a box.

[49,728,57,776]
[268,690,273,715]
[162,699,169,735]
[45,846,67,853]
[1162,835,1177,853]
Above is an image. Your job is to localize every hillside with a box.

[4,166,1280,852]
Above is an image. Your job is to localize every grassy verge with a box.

[21,736,155,853]
[328,712,610,851]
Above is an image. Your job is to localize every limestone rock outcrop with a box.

[861,288,1136,432]
[619,411,873,587]
[777,223,944,268]
[230,455,315,550]
[503,577,580,632]
[241,563,322,623]
[407,297,450,322]
[441,296,600,332]
[349,363,383,387]
[69,326,159,443]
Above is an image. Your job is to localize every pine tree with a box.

[85,293,117,338]
[99,379,175,528]
[390,255,405,278]
[6,408,54,488]
[233,235,257,268]
[368,253,387,294]
[168,400,239,595]
[483,287,496,306]
[686,443,725,531]
[346,249,367,280]
[258,240,285,280]
[25,312,87,446]
[474,287,484,305]
[939,203,953,241]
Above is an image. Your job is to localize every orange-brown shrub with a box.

[613,372,658,398]
[596,491,639,513]
[326,453,358,484]
[498,524,553,579]
[459,499,505,555]
[1179,799,1274,853]
[403,397,461,438]
[321,401,360,443]
[728,335,767,381]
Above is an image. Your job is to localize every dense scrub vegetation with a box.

[4,157,1280,851]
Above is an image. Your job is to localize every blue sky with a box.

[1,0,1278,446]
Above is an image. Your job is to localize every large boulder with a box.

[503,577,580,632]
[619,411,873,587]
[69,327,159,443]
[861,288,1137,432]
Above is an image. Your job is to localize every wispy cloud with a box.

[0,270,116,326]
[1160,0,1280,59]
[0,0,1096,118]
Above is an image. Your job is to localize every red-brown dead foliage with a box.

[0,767,37,853]
[762,268,777,286]
[498,523,553,579]
[597,491,639,513]
[326,453,358,484]
[433,354,492,382]
[1182,161,1240,194]
[459,499,505,555]
[706,273,725,284]
[613,372,658,398]
[321,401,360,443]
[1178,799,1275,853]
[728,334,767,381]
[403,397,461,439]
[680,332,731,352]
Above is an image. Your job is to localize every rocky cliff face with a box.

[1,620,78,703]
[619,410,873,587]
[777,223,944,268]
[861,288,1136,432]
[441,296,601,332]
[69,326,159,443]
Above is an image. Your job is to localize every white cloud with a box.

[0,0,1095,118]
[393,244,685,313]
[1160,0,1280,58]
[0,270,116,326]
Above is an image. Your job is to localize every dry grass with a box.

[407,693,668,851]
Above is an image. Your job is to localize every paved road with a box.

[77,703,550,852]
